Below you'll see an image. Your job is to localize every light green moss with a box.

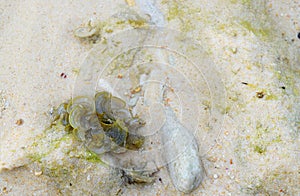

[128,19,146,28]
[220,105,231,114]
[28,153,46,163]
[163,1,202,33]
[229,0,251,5]
[272,135,282,143]
[44,162,73,178]
[244,168,299,195]
[241,0,251,6]
[253,145,266,154]
[83,150,104,164]
[265,93,278,100]
[72,68,80,75]
[250,122,282,154]
[274,68,299,97]
[27,109,104,179]
[166,3,185,21]
[240,20,270,38]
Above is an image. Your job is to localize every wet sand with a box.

[0,0,299,195]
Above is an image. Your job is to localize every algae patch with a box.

[242,167,300,195]
[26,113,108,193]
[250,122,282,154]
[84,150,103,164]
[239,20,271,39]
[162,0,202,33]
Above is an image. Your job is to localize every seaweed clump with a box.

[52,91,146,155]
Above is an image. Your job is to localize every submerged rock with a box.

[161,88,204,193]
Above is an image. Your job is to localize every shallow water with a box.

[0,0,299,195]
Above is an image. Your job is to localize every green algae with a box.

[128,19,147,28]
[274,65,300,97]
[43,162,74,178]
[26,101,105,183]
[162,0,202,33]
[26,122,106,193]
[72,68,80,75]
[231,0,275,42]
[27,128,74,163]
[256,89,278,101]
[265,93,278,101]
[253,145,266,154]
[84,150,104,164]
[250,122,282,154]
[239,20,270,38]
[243,168,300,195]
[230,0,251,5]
[105,29,113,33]
[166,2,185,21]
[241,0,251,6]
[220,105,231,114]
[245,85,279,101]
[28,153,46,164]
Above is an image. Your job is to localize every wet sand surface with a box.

[1,0,299,195]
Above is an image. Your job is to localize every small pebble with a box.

[256,91,264,98]
[208,156,217,162]
[213,174,219,179]
[87,175,91,181]
[34,171,43,176]
[231,47,237,54]
[297,32,300,39]
[16,119,24,126]
[117,74,123,79]
[131,86,141,94]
